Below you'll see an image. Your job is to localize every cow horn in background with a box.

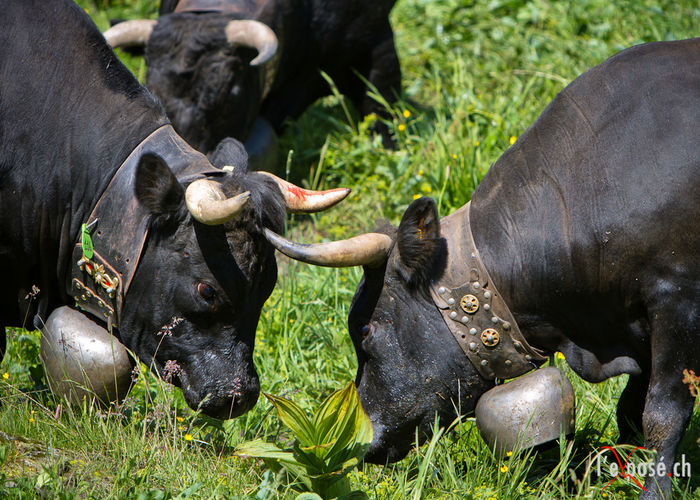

[225,20,278,66]
[263,228,393,267]
[185,179,250,225]
[103,19,156,48]
[257,171,350,213]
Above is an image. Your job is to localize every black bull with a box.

[105,0,401,153]
[0,0,347,419]
[267,39,700,498]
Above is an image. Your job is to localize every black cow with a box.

[264,39,700,498]
[104,0,401,154]
[0,0,348,419]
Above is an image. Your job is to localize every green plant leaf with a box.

[264,393,316,447]
[322,383,373,470]
[336,491,368,500]
[233,438,298,466]
[296,493,322,500]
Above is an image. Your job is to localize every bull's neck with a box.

[0,0,169,323]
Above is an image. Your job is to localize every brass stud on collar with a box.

[481,328,500,347]
[460,294,479,314]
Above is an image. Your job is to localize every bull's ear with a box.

[395,197,442,288]
[134,153,185,215]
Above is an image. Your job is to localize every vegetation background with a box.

[1,0,699,498]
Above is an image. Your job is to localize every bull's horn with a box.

[103,19,156,48]
[225,20,278,66]
[263,228,393,267]
[257,171,350,213]
[185,179,250,225]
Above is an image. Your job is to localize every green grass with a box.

[2,0,700,497]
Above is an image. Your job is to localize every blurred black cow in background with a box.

[105,0,401,163]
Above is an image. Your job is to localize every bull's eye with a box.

[360,323,374,340]
[197,282,217,302]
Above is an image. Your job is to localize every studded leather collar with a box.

[429,202,547,380]
[68,125,220,330]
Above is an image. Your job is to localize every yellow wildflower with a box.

[556,352,565,360]
[509,135,517,145]
[2,372,8,380]
[29,417,35,423]
[403,109,411,118]
[398,123,406,132]
[474,140,480,146]
[177,416,185,422]
[178,426,184,431]
[500,465,508,473]
[413,193,421,200]
[184,433,193,441]
[452,153,457,159]
[418,169,424,176]
[506,451,513,457]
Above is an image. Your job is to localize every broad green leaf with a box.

[292,441,327,475]
[265,393,316,447]
[233,438,299,466]
[324,384,373,469]
[296,493,322,500]
[313,382,355,445]
[336,491,368,500]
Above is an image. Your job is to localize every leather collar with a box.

[69,124,219,330]
[430,202,547,380]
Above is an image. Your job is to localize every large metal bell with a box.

[40,306,134,405]
[475,366,575,455]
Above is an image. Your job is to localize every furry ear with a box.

[134,153,185,215]
[395,197,443,289]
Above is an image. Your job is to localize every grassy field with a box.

[2,0,700,497]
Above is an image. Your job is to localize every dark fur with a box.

[349,39,700,499]
[394,197,444,290]
[0,0,286,420]
[144,0,401,152]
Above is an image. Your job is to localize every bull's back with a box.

[0,0,166,327]
[472,38,700,308]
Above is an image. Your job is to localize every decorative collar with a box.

[69,124,219,330]
[429,202,547,380]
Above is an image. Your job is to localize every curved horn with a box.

[257,171,350,213]
[185,179,250,225]
[225,20,278,66]
[103,19,156,48]
[263,228,392,267]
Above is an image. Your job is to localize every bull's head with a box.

[104,15,278,152]
[121,144,347,419]
[263,197,493,462]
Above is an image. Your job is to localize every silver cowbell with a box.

[475,366,575,455]
[40,306,133,405]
